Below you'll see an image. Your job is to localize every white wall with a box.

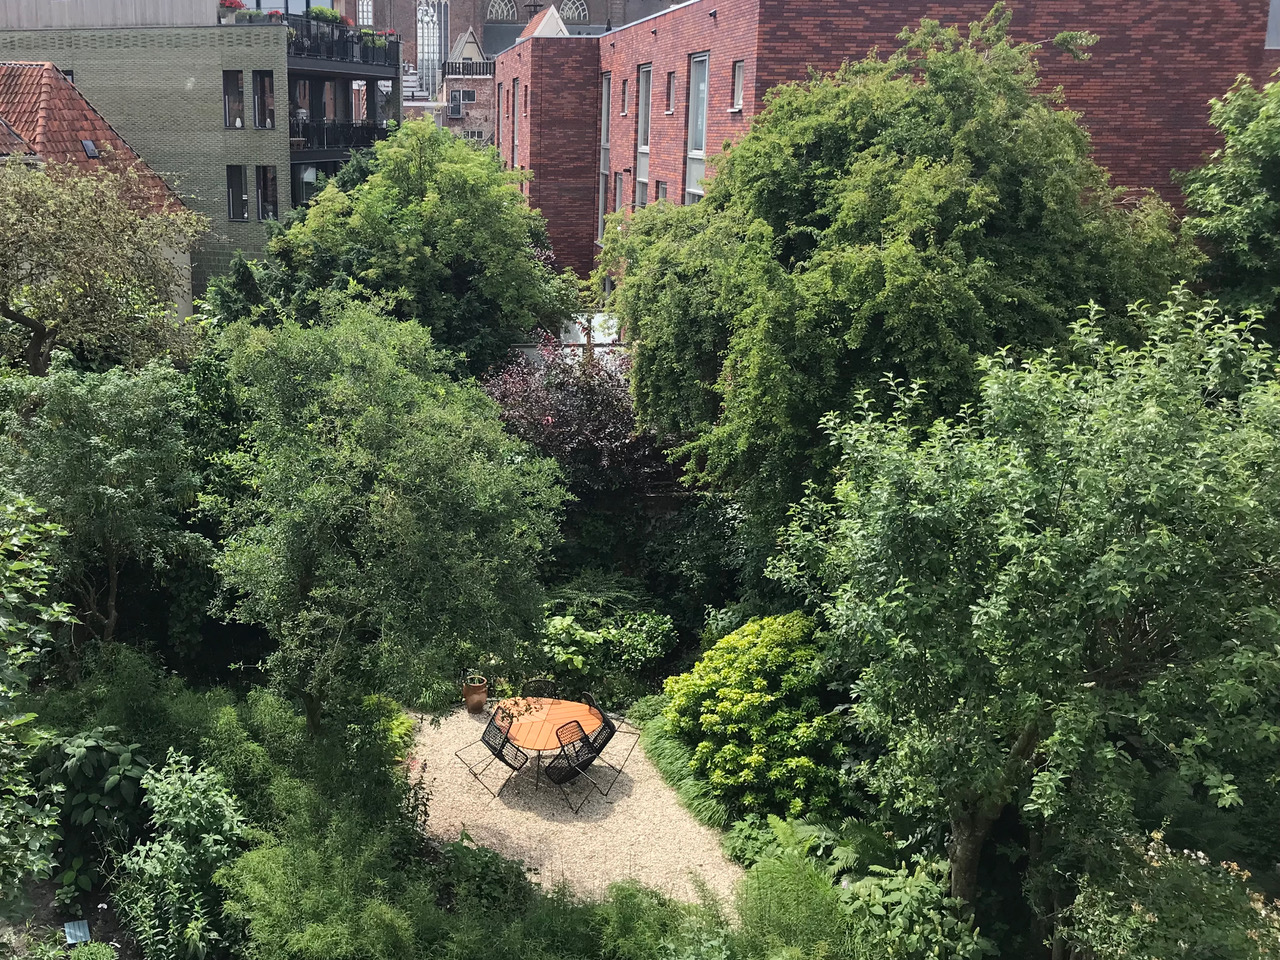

[0,0,218,29]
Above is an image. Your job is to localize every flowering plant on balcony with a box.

[218,0,246,9]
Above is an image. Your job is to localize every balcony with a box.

[289,118,387,152]
[443,61,496,78]
[286,15,400,70]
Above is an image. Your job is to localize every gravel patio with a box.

[409,706,743,903]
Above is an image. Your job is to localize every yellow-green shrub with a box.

[663,614,843,818]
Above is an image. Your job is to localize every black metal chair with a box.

[582,692,639,797]
[454,704,528,798]
[522,678,558,700]
[542,720,601,814]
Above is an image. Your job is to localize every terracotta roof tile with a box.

[0,61,179,210]
[519,7,553,39]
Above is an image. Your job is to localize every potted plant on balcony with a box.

[267,9,284,22]
[306,6,343,22]
[218,0,245,24]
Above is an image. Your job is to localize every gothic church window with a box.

[487,0,518,21]
[561,0,589,22]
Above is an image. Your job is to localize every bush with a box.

[540,609,679,706]
[114,751,247,960]
[306,5,342,21]
[70,944,118,960]
[663,614,844,818]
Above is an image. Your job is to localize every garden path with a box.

[409,707,744,904]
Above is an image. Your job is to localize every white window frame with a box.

[730,60,744,111]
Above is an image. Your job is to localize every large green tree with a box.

[215,297,566,730]
[206,123,578,373]
[602,5,1196,541]
[1181,71,1280,336]
[0,158,206,376]
[774,291,1280,932]
[0,364,207,648]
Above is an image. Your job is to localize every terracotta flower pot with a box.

[463,675,488,713]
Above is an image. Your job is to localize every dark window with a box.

[620,77,628,114]
[253,71,275,129]
[227,165,249,221]
[462,89,476,103]
[223,70,244,129]
[80,139,98,159]
[656,180,667,200]
[62,68,74,84]
[636,180,647,208]
[637,65,651,149]
[256,165,278,220]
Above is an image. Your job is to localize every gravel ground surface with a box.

[410,707,744,903]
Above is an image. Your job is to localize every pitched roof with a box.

[0,61,179,210]
[448,26,486,61]
[0,115,32,157]
[518,5,569,40]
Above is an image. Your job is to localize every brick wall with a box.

[754,0,1276,201]
[496,35,601,277]
[0,24,292,290]
[441,73,497,142]
[598,0,758,209]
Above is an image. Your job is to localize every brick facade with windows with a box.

[497,0,1277,279]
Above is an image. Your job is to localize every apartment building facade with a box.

[0,0,401,291]
[497,0,1280,279]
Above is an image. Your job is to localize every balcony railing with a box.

[286,15,401,68]
[443,60,496,78]
[289,118,387,151]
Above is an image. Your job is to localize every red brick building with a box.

[497,0,1280,279]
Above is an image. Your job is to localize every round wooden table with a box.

[496,696,602,753]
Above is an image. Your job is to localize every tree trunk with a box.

[301,690,324,737]
[102,554,119,644]
[950,720,1042,903]
[0,304,55,375]
[949,808,1000,903]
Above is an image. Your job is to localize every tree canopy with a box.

[206,123,579,374]
[601,6,1197,537]
[1181,72,1280,336]
[0,363,207,648]
[215,297,567,730]
[774,291,1280,927]
[0,158,206,376]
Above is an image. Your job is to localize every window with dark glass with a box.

[223,70,244,129]
[462,89,476,103]
[256,165,278,220]
[655,180,667,200]
[253,70,275,129]
[637,65,652,150]
[227,165,249,221]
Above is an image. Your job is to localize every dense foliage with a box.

[0,158,206,376]
[775,292,1280,944]
[663,615,844,818]
[1181,72,1280,335]
[215,299,567,728]
[601,6,1196,537]
[0,500,69,915]
[205,123,578,372]
[483,334,665,497]
[0,364,207,648]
